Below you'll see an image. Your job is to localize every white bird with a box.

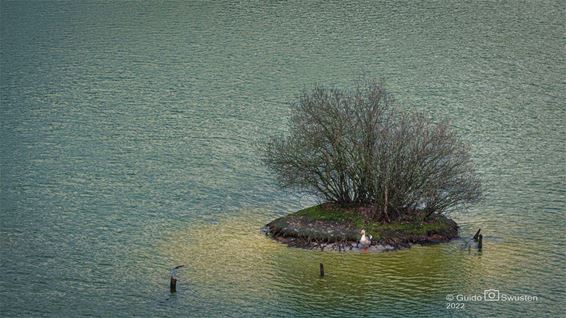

[359,229,372,248]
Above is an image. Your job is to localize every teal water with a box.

[1,1,564,317]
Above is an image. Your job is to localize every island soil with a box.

[264,204,459,252]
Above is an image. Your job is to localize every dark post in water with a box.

[473,228,481,241]
[170,265,185,293]
[170,276,177,293]
[320,263,324,277]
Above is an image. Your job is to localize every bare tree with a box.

[263,81,481,222]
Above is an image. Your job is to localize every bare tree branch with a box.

[263,81,482,221]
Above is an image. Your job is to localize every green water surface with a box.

[1,1,564,317]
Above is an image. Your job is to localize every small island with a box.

[264,204,458,251]
[262,81,481,252]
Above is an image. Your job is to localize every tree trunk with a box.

[383,186,391,223]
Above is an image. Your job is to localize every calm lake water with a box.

[1,1,564,317]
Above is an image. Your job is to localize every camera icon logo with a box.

[484,289,500,301]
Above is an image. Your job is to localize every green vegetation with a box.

[266,204,458,249]
[263,81,477,250]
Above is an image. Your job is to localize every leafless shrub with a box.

[263,81,481,222]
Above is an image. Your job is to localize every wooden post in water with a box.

[478,234,483,250]
[170,276,177,293]
[473,228,481,242]
[170,265,184,293]
[319,263,324,277]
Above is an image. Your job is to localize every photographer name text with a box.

[446,289,539,303]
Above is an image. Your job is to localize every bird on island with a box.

[359,229,372,249]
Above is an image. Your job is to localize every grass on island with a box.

[266,204,458,247]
